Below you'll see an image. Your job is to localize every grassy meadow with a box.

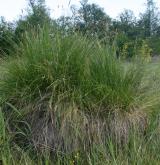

[0,27,160,165]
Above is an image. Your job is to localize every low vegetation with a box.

[1,0,160,164]
[0,26,160,164]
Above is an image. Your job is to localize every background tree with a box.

[0,17,15,55]
[111,10,140,58]
[138,0,160,37]
[118,10,138,39]
[15,0,51,39]
[72,0,111,41]
[137,0,160,54]
[56,16,75,36]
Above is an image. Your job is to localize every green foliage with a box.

[0,108,5,147]
[138,0,160,38]
[114,9,137,39]
[15,0,51,40]
[115,31,153,60]
[115,33,139,59]
[0,17,15,55]
[72,0,111,41]
[148,37,160,54]
[56,16,75,35]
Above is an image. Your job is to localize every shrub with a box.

[139,40,152,63]
[148,37,160,55]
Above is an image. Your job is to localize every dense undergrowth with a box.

[0,26,160,164]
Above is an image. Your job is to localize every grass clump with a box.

[0,26,160,164]
[0,26,144,113]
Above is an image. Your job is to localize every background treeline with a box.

[0,0,160,59]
